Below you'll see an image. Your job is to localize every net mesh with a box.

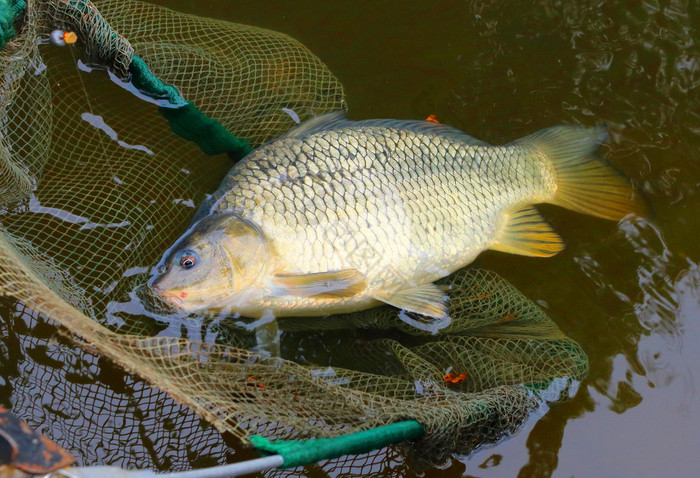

[97,0,346,148]
[0,0,587,471]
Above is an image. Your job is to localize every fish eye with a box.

[178,249,198,269]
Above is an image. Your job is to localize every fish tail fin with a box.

[520,125,647,220]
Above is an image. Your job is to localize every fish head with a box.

[150,213,270,314]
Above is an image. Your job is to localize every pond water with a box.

[2,0,699,476]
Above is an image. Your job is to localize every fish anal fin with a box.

[491,206,564,257]
[374,283,450,323]
[270,269,366,298]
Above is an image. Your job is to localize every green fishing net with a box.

[0,0,588,473]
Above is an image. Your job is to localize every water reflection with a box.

[554,262,700,476]
[571,209,696,411]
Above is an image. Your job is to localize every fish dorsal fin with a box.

[374,283,451,331]
[283,110,351,138]
[269,269,366,298]
[353,118,490,146]
[490,205,564,257]
[284,111,489,146]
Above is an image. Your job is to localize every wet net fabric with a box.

[0,0,587,471]
[35,0,346,148]
[94,0,346,148]
[0,302,232,470]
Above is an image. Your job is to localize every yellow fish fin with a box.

[269,269,366,298]
[374,283,451,329]
[518,125,647,220]
[283,110,349,138]
[491,205,564,257]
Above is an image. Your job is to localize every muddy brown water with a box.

[1,1,699,476]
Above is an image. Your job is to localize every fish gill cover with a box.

[0,0,586,474]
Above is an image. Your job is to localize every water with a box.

[2,0,699,476]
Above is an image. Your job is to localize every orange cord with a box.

[444,371,468,385]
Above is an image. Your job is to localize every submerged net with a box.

[0,0,588,472]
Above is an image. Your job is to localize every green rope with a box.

[129,55,252,159]
[159,102,252,158]
[250,420,426,468]
[0,0,25,51]
[129,55,185,106]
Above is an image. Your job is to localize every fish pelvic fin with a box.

[269,269,367,298]
[374,283,451,331]
[491,205,564,257]
[519,125,647,220]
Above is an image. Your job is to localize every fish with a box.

[150,111,645,331]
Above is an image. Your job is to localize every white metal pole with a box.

[159,455,285,478]
[49,455,285,478]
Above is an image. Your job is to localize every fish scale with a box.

[214,126,546,286]
[154,112,643,328]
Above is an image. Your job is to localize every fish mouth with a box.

[151,284,186,309]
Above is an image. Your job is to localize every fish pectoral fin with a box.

[269,269,367,298]
[490,205,564,257]
[374,283,450,326]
